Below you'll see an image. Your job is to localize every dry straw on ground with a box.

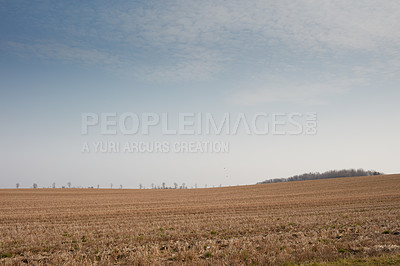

[1,174,400,265]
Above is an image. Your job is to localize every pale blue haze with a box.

[0,0,399,188]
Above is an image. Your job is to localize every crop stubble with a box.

[0,174,399,264]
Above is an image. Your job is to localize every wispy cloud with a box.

[5,41,127,68]
[228,78,353,106]
[2,0,400,83]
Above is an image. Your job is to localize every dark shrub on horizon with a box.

[257,169,383,184]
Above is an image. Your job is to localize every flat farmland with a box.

[1,175,400,265]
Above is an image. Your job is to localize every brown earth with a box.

[1,174,400,265]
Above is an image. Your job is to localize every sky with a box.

[1,0,399,188]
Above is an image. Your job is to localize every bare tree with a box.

[181,182,186,189]
[97,184,99,189]
[52,182,56,189]
[33,183,38,189]
[151,183,154,189]
[162,182,166,189]
[110,183,113,189]
[67,182,71,188]
[119,184,122,189]
[139,184,143,189]
[16,183,20,189]
[173,182,178,189]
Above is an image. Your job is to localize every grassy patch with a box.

[0,253,12,258]
[306,254,400,265]
[204,251,212,258]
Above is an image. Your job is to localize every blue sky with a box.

[1,0,399,188]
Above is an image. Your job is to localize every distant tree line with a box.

[257,169,384,184]
[23,182,202,189]
[147,182,189,189]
